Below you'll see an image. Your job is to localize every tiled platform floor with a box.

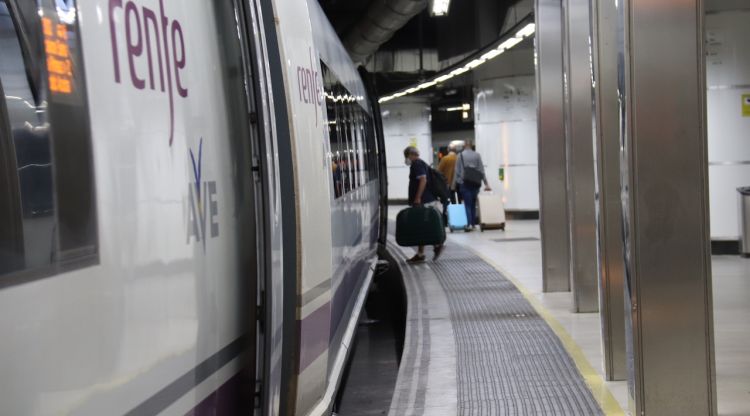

[443,218,750,415]
[388,240,604,415]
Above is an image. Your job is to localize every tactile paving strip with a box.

[429,245,603,416]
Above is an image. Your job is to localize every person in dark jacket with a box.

[455,143,491,230]
[404,146,445,263]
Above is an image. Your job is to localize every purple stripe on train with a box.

[298,301,332,371]
[184,371,252,416]
[330,257,370,341]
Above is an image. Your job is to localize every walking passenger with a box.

[404,146,445,263]
[437,145,459,204]
[455,143,491,231]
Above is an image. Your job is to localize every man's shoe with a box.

[464,226,474,232]
[433,244,445,261]
[406,254,426,264]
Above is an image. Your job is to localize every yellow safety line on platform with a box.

[470,248,626,416]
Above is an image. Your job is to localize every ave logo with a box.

[187,138,219,248]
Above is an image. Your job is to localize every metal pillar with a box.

[562,0,599,312]
[590,0,627,380]
[617,0,717,414]
[535,0,571,292]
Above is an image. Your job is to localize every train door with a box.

[215,0,277,413]
[231,1,284,414]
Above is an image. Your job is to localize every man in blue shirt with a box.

[404,146,445,263]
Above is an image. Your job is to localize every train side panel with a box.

[270,0,336,413]
[307,0,382,410]
[0,1,257,414]
[272,0,381,414]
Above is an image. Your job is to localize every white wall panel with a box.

[475,75,539,210]
[381,99,432,200]
[706,10,750,239]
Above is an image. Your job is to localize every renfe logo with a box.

[297,47,322,126]
[109,0,187,146]
[187,138,219,248]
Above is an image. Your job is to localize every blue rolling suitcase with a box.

[447,203,468,233]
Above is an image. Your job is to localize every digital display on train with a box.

[42,17,73,95]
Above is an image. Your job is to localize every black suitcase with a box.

[395,206,446,247]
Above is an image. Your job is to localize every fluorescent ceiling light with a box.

[480,49,502,61]
[450,67,470,76]
[445,104,470,112]
[435,74,454,83]
[465,58,486,69]
[499,36,523,50]
[431,0,451,16]
[418,81,437,89]
[377,19,535,102]
[516,23,536,38]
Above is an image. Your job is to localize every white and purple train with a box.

[0,0,387,414]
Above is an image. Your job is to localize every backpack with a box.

[428,167,450,204]
[460,153,484,187]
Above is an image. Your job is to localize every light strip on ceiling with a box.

[379,21,535,104]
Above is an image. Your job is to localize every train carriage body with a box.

[0,0,384,415]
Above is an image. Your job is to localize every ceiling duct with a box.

[343,0,428,65]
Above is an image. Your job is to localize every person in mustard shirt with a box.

[437,145,459,204]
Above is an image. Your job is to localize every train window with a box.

[323,68,342,198]
[0,1,98,286]
[364,114,372,182]
[352,103,367,184]
[337,84,351,194]
[370,116,379,181]
[352,104,362,186]
[344,99,357,190]
[321,61,376,198]
[360,107,371,182]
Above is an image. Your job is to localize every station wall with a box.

[472,46,537,212]
[474,75,539,211]
[381,99,432,201]
[706,9,750,240]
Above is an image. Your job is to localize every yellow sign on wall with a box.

[743,94,750,117]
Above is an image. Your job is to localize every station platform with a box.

[386,211,750,415]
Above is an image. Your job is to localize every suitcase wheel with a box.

[480,224,485,232]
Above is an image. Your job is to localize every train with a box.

[0,0,387,415]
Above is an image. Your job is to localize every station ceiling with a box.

[319,0,521,95]
[318,0,438,52]
[319,0,518,57]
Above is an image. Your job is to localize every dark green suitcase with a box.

[395,206,446,247]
